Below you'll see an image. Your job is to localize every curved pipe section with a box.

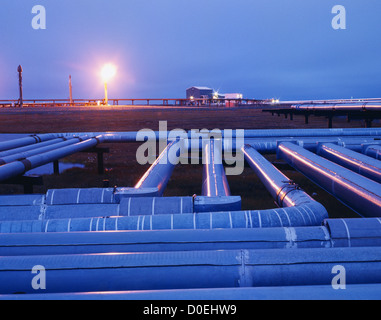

[243,145,326,208]
[202,139,231,197]
[242,145,328,224]
[278,142,381,217]
[317,143,381,183]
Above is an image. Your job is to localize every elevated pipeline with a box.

[278,142,381,217]
[0,136,102,182]
[317,143,381,183]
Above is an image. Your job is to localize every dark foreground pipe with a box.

[0,247,380,294]
[3,284,381,300]
[317,143,381,183]
[278,142,381,217]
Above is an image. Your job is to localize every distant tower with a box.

[17,65,23,108]
[69,75,73,105]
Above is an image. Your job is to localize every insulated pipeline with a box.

[0,247,380,294]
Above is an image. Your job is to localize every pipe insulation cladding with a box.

[0,247,380,294]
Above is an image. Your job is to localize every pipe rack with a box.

[0,128,381,300]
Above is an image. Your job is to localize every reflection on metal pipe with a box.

[202,139,231,197]
[278,142,381,217]
[134,140,184,196]
[317,143,381,183]
[243,145,327,209]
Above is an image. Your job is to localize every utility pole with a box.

[17,65,23,108]
[69,75,73,106]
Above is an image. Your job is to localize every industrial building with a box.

[186,86,213,100]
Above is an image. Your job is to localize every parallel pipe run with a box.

[363,145,381,160]
[134,140,183,196]
[202,139,231,197]
[317,143,381,183]
[0,134,58,152]
[291,103,381,111]
[0,247,380,294]
[57,128,381,141]
[0,138,66,158]
[0,136,101,182]
[278,142,381,217]
[0,138,86,165]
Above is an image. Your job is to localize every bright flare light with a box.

[101,63,117,105]
[101,63,117,82]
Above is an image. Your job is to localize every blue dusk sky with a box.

[0,0,380,101]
